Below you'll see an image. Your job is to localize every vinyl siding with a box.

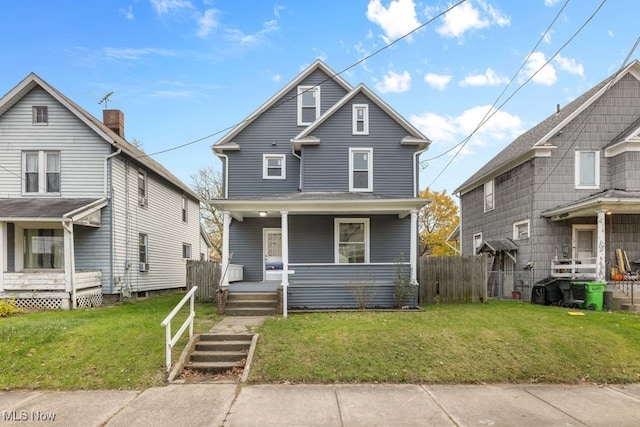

[0,87,109,197]
[610,151,640,191]
[225,69,350,198]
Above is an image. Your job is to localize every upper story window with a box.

[263,154,286,179]
[335,218,370,264]
[182,195,188,223]
[138,170,148,207]
[513,219,530,240]
[32,106,48,125]
[484,179,494,212]
[349,147,373,192]
[575,150,600,189]
[23,151,60,194]
[352,104,369,135]
[139,233,149,272]
[473,232,483,255]
[297,85,320,126]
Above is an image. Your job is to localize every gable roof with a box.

[291,83,430,150]
[212,60,353,152]
[0,73,200,201]
[455,60,640,195]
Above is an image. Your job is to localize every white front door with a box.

[573,225,596,263]
[263,228,282,281]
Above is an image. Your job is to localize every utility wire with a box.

[138,0,468,159]
[426,0,608,189]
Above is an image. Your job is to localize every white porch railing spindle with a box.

[160,286,198,372]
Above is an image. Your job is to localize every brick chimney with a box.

[103,109,124,137]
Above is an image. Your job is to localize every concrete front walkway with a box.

[1,383,640,426]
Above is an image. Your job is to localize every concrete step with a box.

[224,307,276,316]
[190,350,248,363]
[186,360,245,374]
[228,292,277,302]
[226,300,276,308]
[621,303,640,312]
[199,333,254,342]
[196,340,251,352]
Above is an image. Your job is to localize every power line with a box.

[426,0,608,189]
[137,0,468,160]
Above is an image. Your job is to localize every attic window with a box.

[352,104,369,135]
[575,150,600,189]
[297,86,320,126]
[32,106,48,124]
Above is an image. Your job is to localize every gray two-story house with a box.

[211,60,430,311]
[455,60,640,293]
[0,73,208,309]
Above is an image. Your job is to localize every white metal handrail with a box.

[160,286,197,372]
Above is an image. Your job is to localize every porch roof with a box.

[541,189,640,221]
[0,198,107,223]
[210,192,430,221]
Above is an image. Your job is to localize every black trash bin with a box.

[531,278,563,305]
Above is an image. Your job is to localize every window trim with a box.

[484,179,494,212]
[139,233,149,272]
[262,154,286,180]
[334,218,370,264]
[575,150,600,189]
[182,243,192,259]
[352,104,369,135]
[297,85,320,126]
[138,170,148,207]
[349,147,373,192]
[32,106,48,125]
[513,219,530,240]
[22,150,60,195]
[472,232,483,255]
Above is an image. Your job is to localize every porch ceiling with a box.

[542,190,640,221]
[0,198,106,222]
[210,192,429,221]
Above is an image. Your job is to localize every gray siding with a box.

[288,285,412,309]
[226,69,349,198]
[610,151,640,191]
[301,93,416,196]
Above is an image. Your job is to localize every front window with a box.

[297,85,320,125]
[513,220,530,240]
[484,180,494,212]
[139,233,148,271]
[353,104,369,135]
[263,154,286,179]
[349,148,373,192]
[335,219,369,264]
[23,151,60,194]
[32,106,48,124]
[24,229,64,269]
[473,232,483,255]
[138,170,147,207]
[575,150,600,189]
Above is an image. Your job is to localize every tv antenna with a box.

[98,92,114,110]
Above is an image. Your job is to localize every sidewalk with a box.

[2,382,640,426]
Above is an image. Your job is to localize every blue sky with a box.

[1,0,638,196]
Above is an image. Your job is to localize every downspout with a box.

[61,219,76,309]
[104,148,122,198]
[413,146,429,197]
[291,147,302,191]
[104,147,121,295]
[214,153,229,198]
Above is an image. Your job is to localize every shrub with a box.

[393,253,414,308]
[348,275,377,310]
[0,298,22,317]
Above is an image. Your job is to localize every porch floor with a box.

[227,281,281,292]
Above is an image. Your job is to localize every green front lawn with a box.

[0,294,219,390]
[250,302,640,384]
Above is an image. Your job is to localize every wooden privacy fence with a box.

[419,255,487,304]
[186,260,220,302]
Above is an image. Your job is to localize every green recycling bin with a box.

[572,281,605,311]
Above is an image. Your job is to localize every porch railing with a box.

[550,258,597,279]
[160,286,197,372]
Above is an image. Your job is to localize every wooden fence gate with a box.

[419,255,487,304]
[186,260,220,302]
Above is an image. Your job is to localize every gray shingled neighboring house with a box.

[0,73,210,309]
[455,60,640,293]
[211,60,431,312]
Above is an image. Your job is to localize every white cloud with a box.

[274,5,285,18]
[272,73,281,83]
[608,30,614,37]
[197,9,219,38]
[521,52,557,86]
[410,105,523,154]
[375,70,411,93]
[366,0,420,43]
[150,0,192,15]
[543,29,553,44]
[424,73,452,91]
[436,0,509,39]
[554,54,584,76]
[103,47,177,60]
[544,0,562,6]
[225,19,279,45]
[120,6,134,20]
[460,67,508,87]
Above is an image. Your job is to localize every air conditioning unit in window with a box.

[139,262,147,272]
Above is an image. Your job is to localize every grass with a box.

[0,293,219,390]
[250,301,640,385]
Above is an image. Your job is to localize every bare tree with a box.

[191,166,224,260]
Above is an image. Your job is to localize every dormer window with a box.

[32,106,48,124]
[297,85,320,125]
[263,154,286,179]
[352,104,369,135]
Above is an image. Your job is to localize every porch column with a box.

[220,211,231,288]
[596,210,606,282]
[0,222,4,292]
[281,211,289,319]
[410,210,418,284]
[62,221,76,309]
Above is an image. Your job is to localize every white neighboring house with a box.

[0,73,209,309]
